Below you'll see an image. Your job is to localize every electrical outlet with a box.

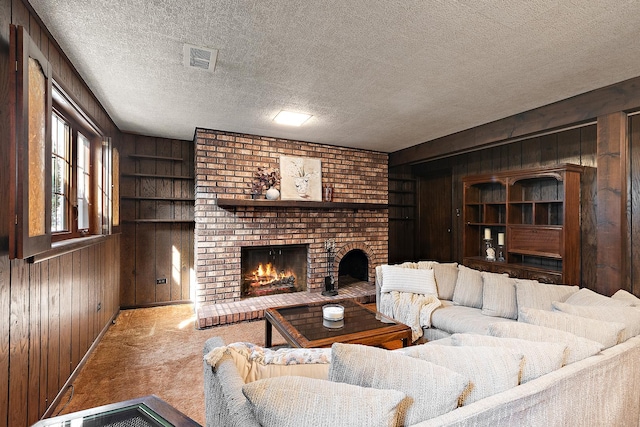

[97,302,101,312]
[156,278,167,285]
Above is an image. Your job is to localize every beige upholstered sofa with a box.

[203,263,640,426]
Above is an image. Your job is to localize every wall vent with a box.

[183,44,218,72]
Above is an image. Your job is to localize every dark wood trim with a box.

[216,198,387,210]
[28,234,109,264]
[596,112,628,296]
[390,75,640,166]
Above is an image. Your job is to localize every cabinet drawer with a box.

[507,227,562,258]
[525,270,563,284]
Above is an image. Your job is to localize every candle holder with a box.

[484,238,496,261]
[497,245,505,262]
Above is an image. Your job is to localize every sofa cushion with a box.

[449,333,567,383]
[242,376,406,427]
[204,342,331,383]
[433,262,459,300]
[564,288,632,307]
[328,343,468,425]
[552,301,640,342]
[380,265,438,295]
[515,280,578,312]
[402,344,523,405]
[612,289,640,306]
[488,322,603,364]
[481,272,518,319]
[518,307,625,349]
[452,265,484,308]
[430,302,514,335]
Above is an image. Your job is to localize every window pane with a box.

[78,132,90,230]
[28,57,46,236]
[51,113,70,232]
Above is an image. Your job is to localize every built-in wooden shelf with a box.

[121,173,194,180]
[123,219,194,223]
[121,196,195,201]
[216,198,387,210]
[128,154,183,161]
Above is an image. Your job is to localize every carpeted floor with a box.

[51,304,285,425]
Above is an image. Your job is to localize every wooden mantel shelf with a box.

[216,198,387,210]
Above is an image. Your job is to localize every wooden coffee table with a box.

[265,298,412,348]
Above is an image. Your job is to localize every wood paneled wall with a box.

[0,2,122,426]
[408,125,599,289]
[1,235,120,427]
[119,134,194,307]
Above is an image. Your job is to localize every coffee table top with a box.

[265,298,411,348]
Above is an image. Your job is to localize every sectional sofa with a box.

[203,262,640,426]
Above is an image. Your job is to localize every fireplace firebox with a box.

[241,245,308,298]
[338,249,368,287]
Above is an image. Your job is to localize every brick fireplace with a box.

[194,128,389,308]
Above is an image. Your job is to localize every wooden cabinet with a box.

[463,164,584,285]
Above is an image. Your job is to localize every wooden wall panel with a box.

[119,135,194,308]
[404,125,598,289]
[0,257,9,424]
[596,112,628,296]
[8,259,29,427]
[629,115,640,296]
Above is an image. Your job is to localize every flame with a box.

[250,263,294,287]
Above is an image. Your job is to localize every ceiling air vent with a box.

[183,44,218,72]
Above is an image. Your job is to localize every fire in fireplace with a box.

[241,244,308,298]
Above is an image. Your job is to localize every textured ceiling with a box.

[29,0,640,153]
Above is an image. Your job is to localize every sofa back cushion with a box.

[242,376,407,427]
[515,280,578,312]
[433,262,459,300]
[380,265,438,295]
[328,343,468,425]
[481,272,518,319]
[402,344,523,405]
[552,301,640,342]
[450,333,567,383]
[488,322,603,364]
[452,265,484,308]
[518,307,625,349]
[564,288,632,307]
[612,289,640,306]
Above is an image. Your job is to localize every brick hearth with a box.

[194,129,389,326]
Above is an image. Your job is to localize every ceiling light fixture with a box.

[273,110,312,126]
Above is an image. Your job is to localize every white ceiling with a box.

[29,0,640,153]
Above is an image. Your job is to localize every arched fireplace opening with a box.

[338,249,368,287]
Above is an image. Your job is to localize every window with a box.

[10,25,117,258]
[50,86,101,241]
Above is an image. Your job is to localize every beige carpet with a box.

[51,304,285,425]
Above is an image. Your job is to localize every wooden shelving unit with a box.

[121,154,194,223]
[462,164,584,284]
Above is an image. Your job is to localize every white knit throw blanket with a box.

[379,291,441,342]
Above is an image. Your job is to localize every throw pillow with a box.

[488,322,603,365]
[612,289,640,306]
[242,376,406,427]
[564,288,632,307]
[433,262,459,300]
[416,260,438,270]
[515,280,578,312]
[552,301,640,342]
[481,272,518,319]
[204,342,331,383]
[328,343,468,425]
[518,307,625,349]
[402,344,523,405]
[380,265,438,295]
[452,265,484,308]
[450,333,567,383]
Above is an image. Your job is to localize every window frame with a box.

[50,99,101,242]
